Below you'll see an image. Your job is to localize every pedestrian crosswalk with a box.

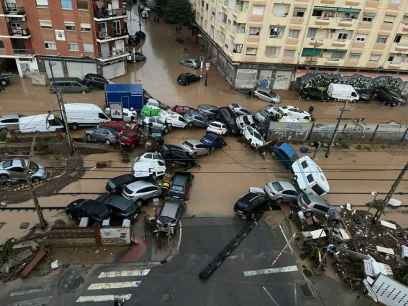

[76,268,151,303]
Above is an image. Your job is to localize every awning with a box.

[301,48,321,57]
[314,6,360,13]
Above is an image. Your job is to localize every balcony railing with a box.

[94,8,126,19]
[97,29,128,40]
[9,27,30,37]
[98,48,129,61]
[3,5,25,15]
[0,48,33,55]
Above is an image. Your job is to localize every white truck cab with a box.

[327,83,359,102]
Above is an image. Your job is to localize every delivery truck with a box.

[19,113,64,133]
[327,83,359,102]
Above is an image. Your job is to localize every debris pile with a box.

[295,72,407,106]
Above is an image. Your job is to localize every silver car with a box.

[297,192,339,220]
[180,139,210,157]
[254,89,281,104]
[179,58,200,69]
[85,127,119,145]
[0,159,47,184]
[122,180,161,203]
[0,113,21,132]
[264,181,298,203]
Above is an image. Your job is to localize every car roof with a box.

[109,174,136,185]
[161,198,183,218]
[302,192,329,205]
[126,180,155,190]
[97,194,134,210]
[0,113,20,120]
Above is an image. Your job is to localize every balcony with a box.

[0,48,33,57]
[0,27,30,39]
[96,29,129,43]
[0,5,25,17]
[97,48,129,62]
[94,8,127,22]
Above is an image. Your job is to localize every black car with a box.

[217,107,240,135]
[183,111,209,128]
[96,193,140,219]
[66,199,111,224]
[300,87,330,101]
[375,88,406,106]
[200,132,225,150]
[197,104,218,119]
[160,144,197,168]
[233,192,270,220]
[106,174,138,194]
[168,172,193,200]
[82,74,109,89]
[177,73,201,86]
[0,74,10,87]
[156,197,185,234]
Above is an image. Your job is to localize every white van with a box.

[64,103,110,129]
[19,113,64,133]
[291,156,330,196]
[327,83,359,102]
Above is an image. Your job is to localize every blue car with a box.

[200,132,226,150]
[272,143,298,170]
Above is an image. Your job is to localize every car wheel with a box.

[71,123,79,130]
[105,139,111,145]
[136,199,143,207]
[0,175,9,185]
[86,134,92,142]
[187,122,193,128]
[0,80,7,86]
[164,128,169,134]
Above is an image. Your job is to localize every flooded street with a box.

[0,18,407,238]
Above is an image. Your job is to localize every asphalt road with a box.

[1,217,322,306]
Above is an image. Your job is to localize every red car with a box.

[101,120,128,133]
[119,130,139,148]
[171,105,196,115]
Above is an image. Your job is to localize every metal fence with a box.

[268,121,408,144]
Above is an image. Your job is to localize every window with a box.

[68,42,79,51]
[246,47,257,55]
[337,32,347,40]
[307,28,317,39]
[350,53,361,60]
[362,12,375,22]
[80,23,91,32]
[83,43,94,53]
[272,4,289,17]
[252,5,265,16]
[301,161,308,168]
[283,49,295,58]
[330,51,346,59]
[44,41,56,50]
[391,0,400,4]
[0,40,4,48]
[269,26,284,38]
[249,27,261,36]
[39,20,52,29]
[36,0,48,6]
[311,185,325,196]
[376,35,388,44]
[293,7,305,17]
[307,174,314,183]
[369,54,381,62]
[55,30,65,41]
[383,14,396,24]
[288,29,300,39]
[395,34,402,43]
[233,44,243,53]
[77,0,88,9]
[60,0,72,10]
[355,33,367,42]
[64,22,76,31]
[264,46,280,57]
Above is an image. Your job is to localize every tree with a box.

[163,0,193,25]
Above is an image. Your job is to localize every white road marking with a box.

[98,269,150,278]
[88,281,141,290]
[262,286,280,306]
[176,221,183,252]
[279,224,294,254]
[76,294,132,303]
[243,265,298,277]
[10,288,46,296]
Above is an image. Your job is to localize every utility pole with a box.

[325,101,350,158]
[373,162,408,222]
[48,61,74,155]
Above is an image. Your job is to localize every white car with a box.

[236,115,255,130]
[206,121,228,135]
[105,107,137,122]
[122,180,162,203]
[254,89,280,104]
[132,152,166,178]
[160,111,188,128]
[271,105,312,122]
[242,125,264,148]
[228,103,251,116]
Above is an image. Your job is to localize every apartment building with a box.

[0,0,129,79]
[193,0,408,90]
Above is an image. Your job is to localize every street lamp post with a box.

[204,62,210,87]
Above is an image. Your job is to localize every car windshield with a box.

[243,117,251,125]
[28,161,38,172]
[253,130,262,140]
[171,185,184,192]
[183,141,193,149]
[1,160,12,168]
[271,182,283,191]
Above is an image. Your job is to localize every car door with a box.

[94,129,106,142]
[8,166,26,181]
[282,190,298,200]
